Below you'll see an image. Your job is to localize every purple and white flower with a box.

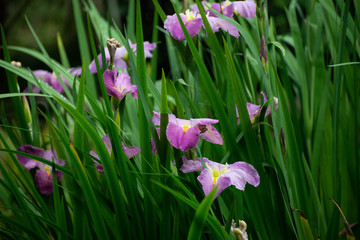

[164,10,203,41]
[103,69,138,100]
[152,111,223,152]
[89,40,156,73]
[24,69,72,94]
[236,91,278,124]
[17,145,65,195]
[90,134,141,174]
[180,157,260,198]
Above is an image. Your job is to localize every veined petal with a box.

[206,16,239,38]
[164,13,202,41]
[229,162,260,187]
[166,122,200,151]
[198,169,231,197]
[101,134,112,154]
[232,0,256,18]
[89,48,110,73]
[190,118,218,126]
[152,111,161,125]
[17,145,45,169]
[35,169,53,195]
[246,102,262,119]
[121,142,141,158]
[199,124,223,145]
[180,157,207,173]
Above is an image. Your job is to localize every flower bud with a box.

[259,35,268,73]
[11,61,22,68]
[22,96,32,125]
[107,38,121,68]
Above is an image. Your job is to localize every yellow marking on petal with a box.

[221,0,232,10]
[43,165,52,176]
[206,163,229,186]
[185,9,196,23]
[182,122,190,133]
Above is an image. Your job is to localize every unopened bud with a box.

[259,35,268,73]
[11,61,22,68]
[22,96,32,125]
[107,38,121,68]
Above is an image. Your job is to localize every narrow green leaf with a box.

[187,187,217,240]
[72,0,97,96]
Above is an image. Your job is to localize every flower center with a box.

[185,9,196,22]
[221,0,231,10]
[43,165,52,176]
[182,122,190,133]
[206,163,229,185]
[114,85,128,95]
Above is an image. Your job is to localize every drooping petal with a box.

[206,16,240,38]
[35,169,53,195]
[121,142,141,158]
[152,111,161,125]
[199,124,224,145]
[232,0,257,18]
[89,48,111,73]
[95,163,105,174]
[180,157,207,173]
[190,118,218,126]
[43,150,65,166]
[246,102,262,119]
[229,162,260,187]
[68,67,82,77]
[101,134,112,153]
[17,145,44,169]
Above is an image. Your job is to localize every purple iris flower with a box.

[90,134,141,174]
[24,70,71,94]
[236,91,278,124]
[17,145,65,195]
[180,157,260,198]
[164,10,203,41]
[221,0,257,19]
[190,1,239,38]
[103,69,138,100]
[152,111,223,152]
[89,40,156,73]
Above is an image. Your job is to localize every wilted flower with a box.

[103,69,138,100]
[89,40,156,73]
[231,219,249,240]
[236,91,278,124]
[17,145,65,195]
[152,111,223,152]
[164,10,203,41]
[90,134,141,173]
[180,157,259,198]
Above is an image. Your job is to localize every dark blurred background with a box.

[0,0,289,93]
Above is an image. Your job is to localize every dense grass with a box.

[0,0,359,239]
